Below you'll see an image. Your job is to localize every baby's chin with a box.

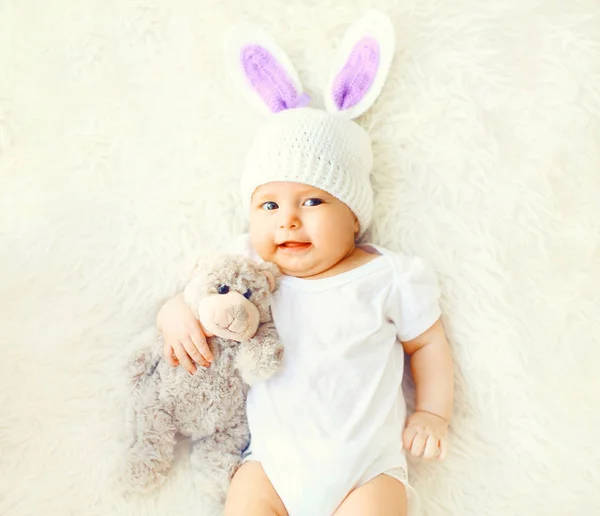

[255,242,333,278]
[273,254,332,279]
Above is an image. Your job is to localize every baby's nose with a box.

[278,207,300,229]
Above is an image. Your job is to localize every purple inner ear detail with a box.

[332,36,380,111]
[241,44,310,113]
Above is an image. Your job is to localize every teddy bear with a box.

[121,254,283,503]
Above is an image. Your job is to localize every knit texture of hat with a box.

[240,108,374,236]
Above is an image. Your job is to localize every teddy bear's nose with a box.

[214,304,249,332]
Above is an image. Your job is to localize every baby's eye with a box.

[303,198,323,207]
[243,289,252,299]
[261,201,279,211]
[217,285,230,295]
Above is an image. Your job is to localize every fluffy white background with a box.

[1,1,599,515]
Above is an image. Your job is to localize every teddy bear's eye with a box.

[243,289,252,299]
[217,284,230,295]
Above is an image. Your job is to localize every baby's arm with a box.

[401,318,454,460]
[156,293,214,374]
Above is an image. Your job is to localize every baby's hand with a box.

[156,293,213,374]
[402,410,449,461]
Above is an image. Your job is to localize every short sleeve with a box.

[225,233,261,261]
[386,253,442,342]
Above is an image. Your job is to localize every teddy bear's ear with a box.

[259,261,281,292]
[188,255,210,279]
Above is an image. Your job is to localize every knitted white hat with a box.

[226,10,395,236]
[241,108,374,235]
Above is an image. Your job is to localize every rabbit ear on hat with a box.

[325,10,396,119]
[225,24,311,115]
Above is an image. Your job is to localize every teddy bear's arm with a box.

[233,322,283,386]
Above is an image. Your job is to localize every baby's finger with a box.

[423,435,439,461]
[163,342,178,367]
[183,337,209,368]
[173,342,197,375]
[410,430,427,457]
[437,437,449,462]
[402,425,418,451]
[190,324,213,363]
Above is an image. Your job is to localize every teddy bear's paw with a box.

[191,451,239,504]
[192,469,230,505]
[121,455,171,493]
[267,345,284,370]
[234,346,260,385]
[254,353,281,382]
[235,344,282,386]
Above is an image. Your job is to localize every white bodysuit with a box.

[229,235,441,516]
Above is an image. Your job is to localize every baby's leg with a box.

[224,461,288,516]
[334,474,407,516]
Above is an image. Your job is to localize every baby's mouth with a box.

[278,241,312,251]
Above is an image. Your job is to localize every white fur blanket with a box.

[1,1,599,515]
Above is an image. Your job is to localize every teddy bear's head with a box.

[183,254,280,342]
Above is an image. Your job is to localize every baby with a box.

[157,110,453,516]
[157,12,454,516]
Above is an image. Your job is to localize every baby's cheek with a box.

[249,231,273,259]
[256,245,277,265]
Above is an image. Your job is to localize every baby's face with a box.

[249,182,359,278]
